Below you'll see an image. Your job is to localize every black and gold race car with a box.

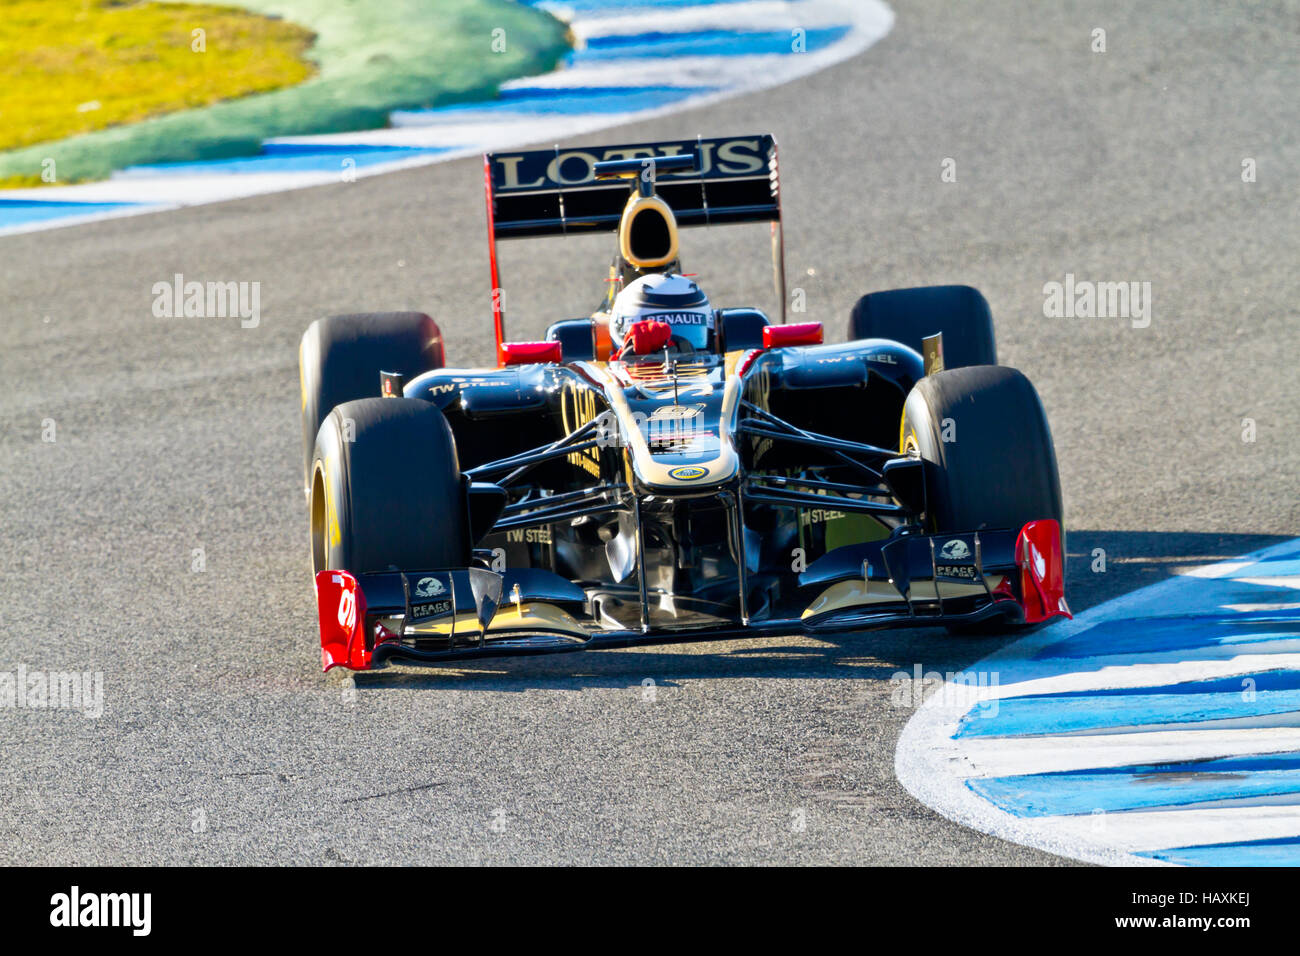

[298,134,1070,672]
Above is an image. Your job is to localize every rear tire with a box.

[849,285,996,368]
[299,312,445,494]
[718,308,770,351]
[310,398,469,577]
[900,366,1063,633]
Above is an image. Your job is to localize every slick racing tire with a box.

[900,366,1063,633]
[310,398,469,577]
[299,312,445,495]
[849,285,996,368]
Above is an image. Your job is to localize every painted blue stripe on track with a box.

[1231,557,1300,577]
[1034,614,1300,661]
[1139,836,1300,866]
[398,86,711,118]
[569,26,850,62]
[968,752,1300,816]
[0,199,150,229]
[1013,669,1300,701]
[121,146,452,177]
[955,672,1300,739]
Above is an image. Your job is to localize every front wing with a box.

[314,520,1069,671]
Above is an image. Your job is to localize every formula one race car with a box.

[298,133,1070,672]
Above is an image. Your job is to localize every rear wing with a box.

[483,134,786,361]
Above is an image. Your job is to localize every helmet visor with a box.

[638,308,712,351]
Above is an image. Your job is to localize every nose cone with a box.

[635,444,740,493]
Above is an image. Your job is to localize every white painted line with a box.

[997,804,1300,856]
[957,727,1300,777]
[1089,805,1300,853]
[497,55,807,94]
[569,0,854,39]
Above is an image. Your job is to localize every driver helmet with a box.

[609,272,713,353]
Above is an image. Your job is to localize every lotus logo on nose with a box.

[414,576,445,598]
[939,539,971,561]
[668,465,708,480]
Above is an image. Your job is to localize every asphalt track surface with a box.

[2,0,1297,865]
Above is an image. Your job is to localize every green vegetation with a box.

[0,0,571,185]
[0,1,316,152]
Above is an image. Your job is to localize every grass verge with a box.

[0,1,316,155]
[0,0,570,186]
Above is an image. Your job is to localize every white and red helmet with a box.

[610,273,713,352]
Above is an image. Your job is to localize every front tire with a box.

[900,366,1063,632]
[310,398,469,577]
